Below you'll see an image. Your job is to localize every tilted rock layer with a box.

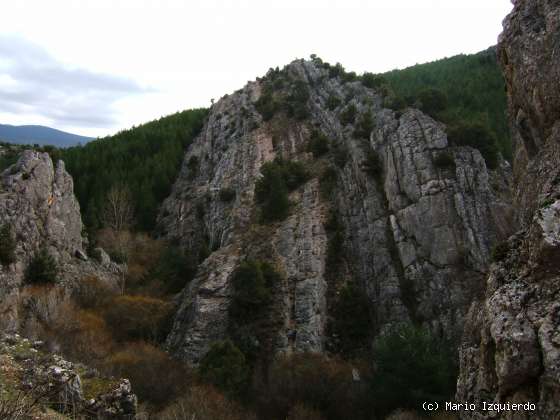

[457,1,560,418]
[159,60,510,363]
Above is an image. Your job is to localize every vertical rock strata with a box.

[457,1,560,418]
[160,59,510,364]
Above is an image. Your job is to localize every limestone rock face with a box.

[457,1,560,418]
[0,150,83,263]
[160,59,510,364]
[0,151,121,333]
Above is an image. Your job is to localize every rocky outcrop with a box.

[0,333,137,419]
[0,151,122,333]
[457,1,560,418]
[160,59,510,363]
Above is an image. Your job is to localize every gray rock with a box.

[458,1,560,417]
[160,59,510,363]
[0,151,122,333]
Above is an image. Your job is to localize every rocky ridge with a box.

[457,1,560,418]
[0,151,122,337]
[159,59,512,363]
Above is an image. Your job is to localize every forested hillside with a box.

[383,47,511,160]
[60,109,208,231]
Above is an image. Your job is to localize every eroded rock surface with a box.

[0,151,122,333]
[160,59,510,363]
[457,1,560,418]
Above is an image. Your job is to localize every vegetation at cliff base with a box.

[25,248,58,284]
[330,284,373,357]
[198,340,250,398]
[228,260,281,364]
[370,325,458,417]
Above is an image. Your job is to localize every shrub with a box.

[327,62,345,79]
[447,122,499,169]
[370,325,458,417]
[219,187,236,202]
[159,385,257,420]
[341,71,358,83]
[330,284,372,356]
[255,91,278,121]
[340,104,357,125]
[53,307,114,363]
[0,223,16,266]
[25,248,58,284]
[361,73,386,89]
[385,95,407,111]
[286,80,310,120]
[95,227,133,264]
[258,353,370,420]
[363,149,383,178]
[308,130,330,158]
[287,404,325,420]
[150,245,197,294]
[320,166,338,199]
[326,95,341,111]
[255,163,290,222]
[418,88,448,118]
[325,210,345,270]
[255,159,310,222]
[107,342,191,407]
[333,144,349,168]
[187,155,200,179]
[491,241,509,262]
[281,160,310,190]
[354,111,375,140]
[120,232,164,291]
[198,340,250,397]
[256,77,310,121]
[229,261,275,324]
[229,260,281,363]
[433,152,456,169]
[103,295,173,342]
[73,276,115,309]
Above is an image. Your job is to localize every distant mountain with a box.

[0,124,93,148]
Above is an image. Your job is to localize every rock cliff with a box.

[0,150,121,333]
[158,59,511,363]
[457,1,560,418]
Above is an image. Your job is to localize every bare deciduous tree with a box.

[100,183,135,294]
[102,184,135,232]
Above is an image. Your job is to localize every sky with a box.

[0,0,513,138]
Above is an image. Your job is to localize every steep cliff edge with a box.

[158,59,511,364]
[457,1,560,418]
[0,150,121,333]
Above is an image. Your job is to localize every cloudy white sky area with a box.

[1,0,513,138]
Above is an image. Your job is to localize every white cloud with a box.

[0,35,148,136]
[0,0,513,137]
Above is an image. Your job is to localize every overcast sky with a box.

[1,0,513,138]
